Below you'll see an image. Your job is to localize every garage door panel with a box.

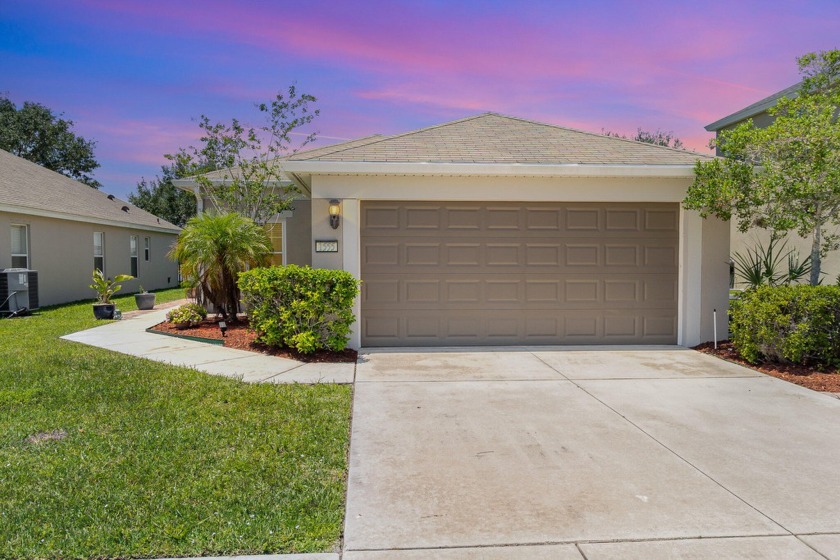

[362,202,679,239]
[362,309,679,346]
[362,273,678,310]
[361,202,678,346]
[362,240,678,274]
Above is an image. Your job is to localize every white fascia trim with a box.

[279,161,698,178]
[0,204,181,235]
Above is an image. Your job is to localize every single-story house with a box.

[706,83,840,285]
[177,113,729,349]
[0,148,181,307]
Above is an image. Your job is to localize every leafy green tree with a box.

[684,50,840,285]
[0,96,100,187]
[602,128,685,149]
[175,85,319,224]
[169,212,272,320]
[129,164,197,227]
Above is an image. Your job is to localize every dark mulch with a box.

[694,340,840,393]
[150,319,357,363]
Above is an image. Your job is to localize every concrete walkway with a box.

[61,305,355,384]
[345,346,840,559]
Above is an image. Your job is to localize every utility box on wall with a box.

[0,269,39,313]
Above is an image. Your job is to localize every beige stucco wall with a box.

[285,199,312,266]
[309,174,729,349]
[701,216,732,339]
[730,225,840,287]
[0,211,179,306]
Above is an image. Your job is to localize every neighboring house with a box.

[0,148,181,307]
[706,83,840,285]
[177,113,729,349]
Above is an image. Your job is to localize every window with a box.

[130,235,138,277]
[11,224,28,268]
[94,232,105,273]
[265,222,285,266]
[144,237,150,261]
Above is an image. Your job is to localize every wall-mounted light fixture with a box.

[329,199,341,229]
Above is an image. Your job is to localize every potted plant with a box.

[90,269,133,319]
[134,285,156,310]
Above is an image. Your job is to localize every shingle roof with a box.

[705,82,801,132]
[197,134,385,183]
[0,149,180,233]
[287,113,712,165]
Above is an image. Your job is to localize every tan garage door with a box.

[361,201,679,346]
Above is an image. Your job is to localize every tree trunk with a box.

[810,226,822,286]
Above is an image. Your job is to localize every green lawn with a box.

[0,288,352,559]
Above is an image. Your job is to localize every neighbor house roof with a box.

[287,113,711,166]
[0,149,180,233]
[705,82,801,132]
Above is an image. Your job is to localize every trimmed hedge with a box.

[239,265,360,354]
[730,285,840,367]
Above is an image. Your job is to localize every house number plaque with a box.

[315,240,339,253]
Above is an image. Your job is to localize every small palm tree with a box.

[170,212,272,320]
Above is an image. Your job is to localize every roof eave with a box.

[0,203,181,234]
[279,161,700,178]
[705,82,802,132]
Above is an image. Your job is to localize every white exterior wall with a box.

[0,211,180,306]
[309,174,728,349]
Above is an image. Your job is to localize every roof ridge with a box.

[485,112,712,158]
[294,113,493,160]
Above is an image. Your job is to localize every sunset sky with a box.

[1,1,837,198]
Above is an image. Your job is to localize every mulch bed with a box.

[150,319,357,363]
[694,340,840,393]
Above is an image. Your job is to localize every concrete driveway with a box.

[344,346,840,559]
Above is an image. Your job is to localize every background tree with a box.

[170,212,272,320]
[176,85,319,224]
[602,127,685,149]
[129,164,198,227]
[0,96,100,187]
[684,50,840,285]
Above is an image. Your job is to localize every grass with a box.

[0,287,352,559]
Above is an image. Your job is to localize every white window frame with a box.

[144,237,150,262]
[265,220,286,266]
[94,231,105,273]
[130,235,138,278]
[10,224,29,269]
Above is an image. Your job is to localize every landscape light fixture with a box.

[329,199,341,229]
[219,320,227,337]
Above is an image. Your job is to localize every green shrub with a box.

[730,285,840,367]
[239,265,360,354]
[166,302,207,327]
